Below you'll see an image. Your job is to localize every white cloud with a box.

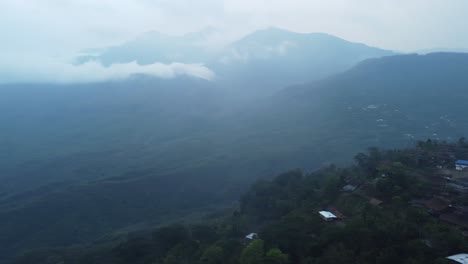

[221,0,468,51]
[265,41,297,57]
[2,0,468,54]
[0,54,215,83]
[1,0,468,83]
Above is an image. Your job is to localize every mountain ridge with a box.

[2,51,468,262]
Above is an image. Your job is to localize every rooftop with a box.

[245,233,258,240]
[319,211,337,219]
[440,213,468,229]
[447,183,468,191]
[424,197,451,212]
[456,160,468,166]
[369,198,383,206]
[447,253,468,264]
[327,206,345,219]
[343,185,357,191]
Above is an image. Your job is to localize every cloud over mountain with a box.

[0,55,215,83]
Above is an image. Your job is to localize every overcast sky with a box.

[1,0,468,83]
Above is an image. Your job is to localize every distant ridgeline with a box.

[13,140,468,264]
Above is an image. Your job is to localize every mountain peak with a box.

[233,27,359,49]
[248,27,332,38]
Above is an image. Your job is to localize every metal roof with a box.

[245,233,258,240]
[447,254,468,264]
[343,185,356,191]
[447,183,468,191]
[319,211,337,219]
[456,160,468,165]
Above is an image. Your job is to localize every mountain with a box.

[1,53,468,262]
[75,27,221,66]
[221,52,468,165]
[0,76,234,262]
[76,27,395,98]
[415,47,468,54]
[213,27,395,96]
[0,76,224,195]
[0,44,468,259]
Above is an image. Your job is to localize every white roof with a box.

[319,211,337,219]
[447,254,468,264]
[245,233,257,239]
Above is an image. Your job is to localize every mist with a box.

[2,2,468,264]
[0,55,215,83]
[2,1,468,83]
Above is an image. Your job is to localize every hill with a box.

[214,27,394,96]
[12,141,468,264]
[222,52,468,164]
[0,76,224,194]
[1,53,468,261]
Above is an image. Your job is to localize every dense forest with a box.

[14,139,468,264]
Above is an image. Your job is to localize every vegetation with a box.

[13,140,468,264]
[2,53,468,262]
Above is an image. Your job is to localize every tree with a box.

[115,237,153,262]
[319,243,355,264]
[264,248,289,264]
[152,224,189,253]
[322,174,341,200]
[200,245,224,264]
[240,239,265,264]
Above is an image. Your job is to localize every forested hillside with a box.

[13,140,468,264]
[3,1,468,263]
[1,53,468,262]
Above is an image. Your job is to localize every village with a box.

[243,156,468,263]
[321,160,468,226]
[318,159,468,263]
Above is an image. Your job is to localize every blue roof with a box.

[456,160,468,165]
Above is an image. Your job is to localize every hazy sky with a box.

[1,0,468,83]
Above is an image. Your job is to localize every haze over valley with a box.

[1,1,468,263]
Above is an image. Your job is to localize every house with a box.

[319,211,338,222]
[440,213,468,229]
[245,233,258,240]
[447,183,468,192]
[456,160,468,171]
[342,185,357,192]
[369,198,383,207]
[456,178,468,185]
[446,253,468,264]
[327,206,345,219]
[424,197,451,214]
[409,199,426,208]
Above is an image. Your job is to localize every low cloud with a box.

[220,40,297,64]
[0,54,215,84]
[265,41,297,57]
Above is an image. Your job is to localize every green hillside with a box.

[13,140,468,264]
[2,53,468,262]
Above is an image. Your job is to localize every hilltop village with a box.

[318,145,468,234]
